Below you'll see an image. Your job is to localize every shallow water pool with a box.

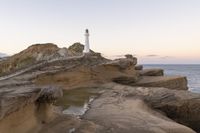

[55,87,100,116]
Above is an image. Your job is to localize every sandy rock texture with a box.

[0,43,199,133]
[131,76,188,90]
[0,81,62,133]
[139,68,164,76]
[0,43,87,76]
[83,83,198,133]
[35,54,138,90]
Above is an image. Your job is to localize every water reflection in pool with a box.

[55,87,99,116]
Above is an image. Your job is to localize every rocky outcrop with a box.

[143,87,200,132]
[139,68,164,76]
[0,43,199,133]
[35,83,200,133]
[0,84,62,133]
[36,54,138,90]
[0,43,84,76]
[68,42,95,55]
[100,83,200,132]
[132,76,188,90]
[82,83,197,133]
[0,53,139,133]
[0,43,58,75]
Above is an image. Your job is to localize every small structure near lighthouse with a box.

[83,29,90,53]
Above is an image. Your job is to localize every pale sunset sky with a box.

[0,0,200,64]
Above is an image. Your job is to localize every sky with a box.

[0,0,200,64]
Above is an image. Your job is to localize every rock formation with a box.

[0,43,199,133]
[131,76,188,90]
[0,83,62,133]
[68,42,95,55]
[83,83,197,133]
[139,68,164,76]
[0,43,85,76]
[135,64,143,70]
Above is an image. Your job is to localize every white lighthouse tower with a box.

[83,29,90,53]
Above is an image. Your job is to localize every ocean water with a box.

[143,64,200,93]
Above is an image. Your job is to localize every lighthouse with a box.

[83,29,90,53]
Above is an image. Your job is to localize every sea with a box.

[143,64,200,93]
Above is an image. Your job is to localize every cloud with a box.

[101,54,124,58]
[160,56,174,59]
[144,55,174,59]
[102,54,138,59]
[112,55,125,58]
[146,54,159,57]
[109,54,137,58]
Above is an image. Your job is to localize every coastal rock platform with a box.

[0,43,199,133]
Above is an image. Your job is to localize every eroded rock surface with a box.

[35,54,138,90]
[0,43,93,76]
[132,76,188,90]
[0,43,199,133]
[38,115,103,133]
[0,52,140,133]
[37,83,200,133]
[83,83,198,133]
[0,83,62,133]
[139,68,164,76]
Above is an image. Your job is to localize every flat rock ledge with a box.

[131,76,188,90]
[139,68,164,76]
